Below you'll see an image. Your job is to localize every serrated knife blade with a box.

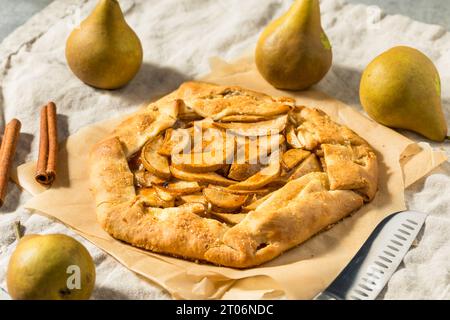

[314,210,427,300]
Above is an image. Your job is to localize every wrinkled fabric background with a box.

[0,0,448,299]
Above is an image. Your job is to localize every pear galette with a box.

[90,82,378,268]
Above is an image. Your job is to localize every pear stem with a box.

[14,221,22,240]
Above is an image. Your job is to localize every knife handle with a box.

[313,292,340,300]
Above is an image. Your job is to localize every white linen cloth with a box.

[0,0,448,300]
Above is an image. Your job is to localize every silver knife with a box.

[314,210,427,300]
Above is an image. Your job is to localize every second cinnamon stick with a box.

[35,102,58,185]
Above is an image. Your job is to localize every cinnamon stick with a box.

[35,102,58,185]
[36,105,49,183]
[0,119,21,207]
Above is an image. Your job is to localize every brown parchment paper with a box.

[14,56,447,300]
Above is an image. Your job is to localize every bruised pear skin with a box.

[255,0,332,91]
[7,234,95,300]
[360,46,448,142]
[65,0,143,89]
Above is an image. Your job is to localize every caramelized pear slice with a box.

[228,163,262,181]
[169,202,208,218]
[213,115,288,137]
[235,134,285,164]
[228,155,281,190]
[286,123,303,149]
[217,164,231,177]
[170,165,236,186]
[153,186,176,202]
[281,149,311,170]
[208,185,270,196]
[220,115,269,122]
[203,187,249,212]
[178,193,208,205]
[190,126,234,154]
[242,193,272,212]
[138,188,174,208]
[158,128,175,156]
[171,141,232,173]
[288,108,305,126]
[134,170,167,187]
[158,128,191,157]
[210,212,247,225]
[289,154,322,181]
[141,135,171,179]
[172,161,225,174]
[156,181,202,195]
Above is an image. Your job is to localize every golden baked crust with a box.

[90,81,378,268]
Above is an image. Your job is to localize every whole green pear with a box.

[7,234,96,300]
[66,0,143,89]
[255,0,332,90]
[360,46,448,141]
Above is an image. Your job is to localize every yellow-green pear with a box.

[360,46,448,141]
[255,0,332,90]
[66,0,143,89]
[7,233,95,300]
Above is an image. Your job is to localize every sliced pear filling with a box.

[134,170,166,187]
[157,128,191,157]
[234,134,285,164]
[177,194,208,206]
[289,154,322,181]
[281,149,311,170]
[141,135,171,179]
[286,123,303,149]
[159,181,202,195]
[171,139,232,173]
[209,212,247,225]
[242,193,272,212]
[228,163,262,181]
[172,159,225,174]
[138,188,174,208]
[191,125,224,152]
[154,186,176,202]
[220,115,271,122]
[203,187,250,213]
[208,185,270,196]
[228,154,281,190]
[170,165,237,186]
[131,105,336,222]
